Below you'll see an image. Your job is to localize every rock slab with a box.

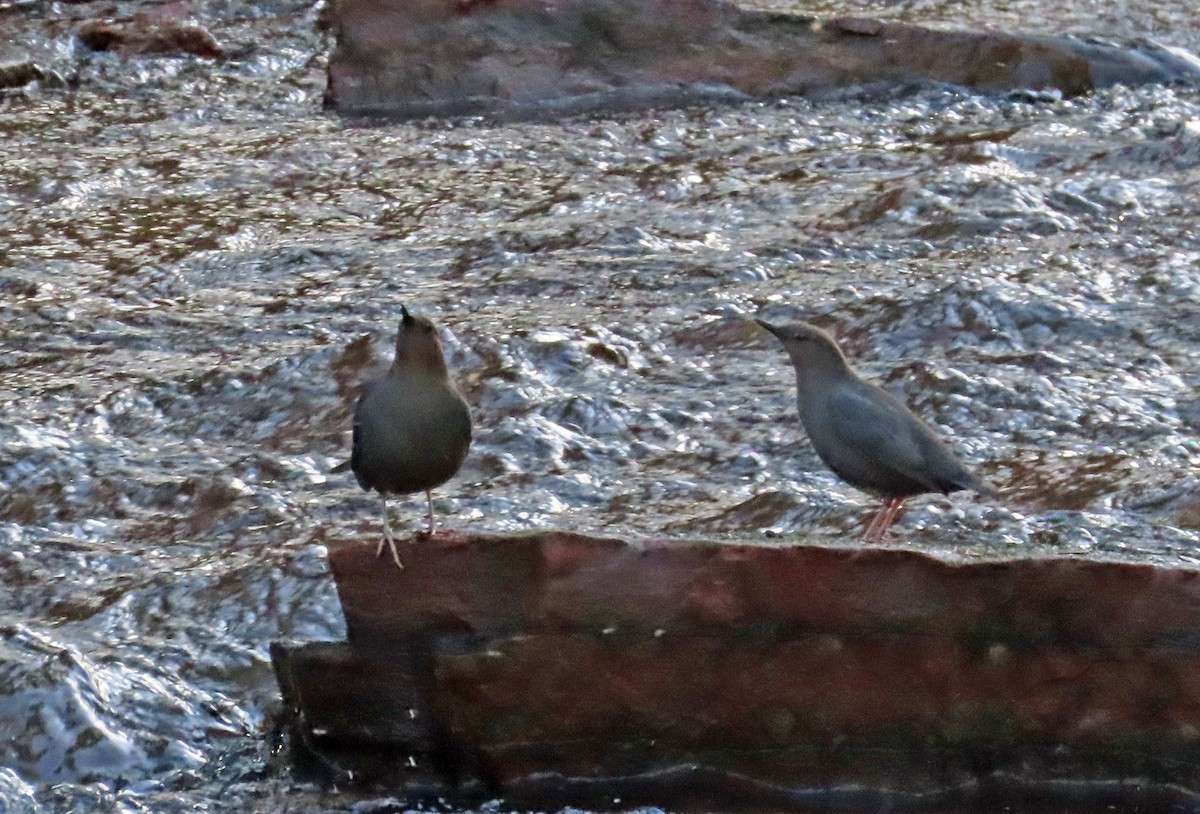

[325,0,1200,119]
[272,532,1200,809]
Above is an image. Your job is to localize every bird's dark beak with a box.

[754,318,779,337]
[401,305,413,324]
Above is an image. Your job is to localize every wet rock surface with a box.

[327,0,1200,119]
[274,532,1200,808]
[0,57,45,90]
[1,0,1199,811]
[76,19,222,59]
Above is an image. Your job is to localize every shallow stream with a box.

[0,0,1198,810]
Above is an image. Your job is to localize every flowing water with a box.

[1,0,1198,810]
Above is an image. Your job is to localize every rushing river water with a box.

[1,0,1199,810]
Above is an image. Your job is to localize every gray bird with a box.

[756,319,998,543]
[350,306,472,568]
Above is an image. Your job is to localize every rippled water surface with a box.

[1,0,1199,810]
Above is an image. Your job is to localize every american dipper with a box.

[350,306,472,567]
[756,319,998,543]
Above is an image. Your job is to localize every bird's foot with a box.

[417,528,464,543]
[860,510,886,544]
[860,498,904,544]
[375,531,404,569]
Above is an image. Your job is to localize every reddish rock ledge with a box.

[271,532,1200,810]
[325,0,1200,119]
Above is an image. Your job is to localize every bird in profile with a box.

[349,306,472,568]
[755,319,998,543]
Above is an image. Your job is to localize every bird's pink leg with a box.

[875,497,906,542]
[375,498,404,569]
[424,489,437,537]
[861,502,889,542]
[861,497,905,544]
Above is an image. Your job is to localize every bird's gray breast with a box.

[351,375,471,496]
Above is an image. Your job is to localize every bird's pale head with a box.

[755,319,851,377]
[393,305,450,377]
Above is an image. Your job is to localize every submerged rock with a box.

[77,19,222,59]
[325,0,1200,119]
[0,58,43,90]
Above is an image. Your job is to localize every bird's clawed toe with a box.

[375,531,405,569]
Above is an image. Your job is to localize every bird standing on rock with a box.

[350,306,471,568]
[755,319,998,543]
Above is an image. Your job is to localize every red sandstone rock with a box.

[325,0,1200,119]
[272,532,1200,807]
[329,532,1200,646]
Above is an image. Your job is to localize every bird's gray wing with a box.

[350,416,363,470]
[349,392,371,489]
[455,410,472,447]
[824,385,944,492]
[446,391,473,470]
